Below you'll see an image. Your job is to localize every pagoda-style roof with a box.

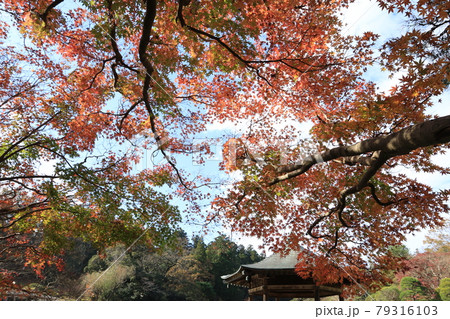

[221,250,303,287]
[221,250,344,301]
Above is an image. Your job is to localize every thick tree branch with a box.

[139,0,157,80]
[271,115,450,185]
[302,113,450,239]
[135,0,192,190]
[333,152,381,167]
[39,0,64,24]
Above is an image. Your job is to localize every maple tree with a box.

[394,223,450,298]
[396,251,450,297]
[0,0,184,293]
[0,0,449,296]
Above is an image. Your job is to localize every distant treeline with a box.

[6,231,263,300]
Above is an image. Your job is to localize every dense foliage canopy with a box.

[1,0,449,295]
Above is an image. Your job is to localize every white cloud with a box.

[340,0,406,41]
[341,0,408,95]
[428,91,450,117]
[204,118,251,133]
[36,159,57,175]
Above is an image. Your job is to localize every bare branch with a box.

[0,111,61,164]
[366,182,408,207]
[0,233,21,241]
[307,155,388,239]
[0,207,50,230]
[118,99,144,132]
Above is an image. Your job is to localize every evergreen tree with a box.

[437,278,450,301]
[399,277,427,301]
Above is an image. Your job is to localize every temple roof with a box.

[221,249,348,299]
[221,250,303,283]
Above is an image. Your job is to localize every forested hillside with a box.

[2,233,263,300]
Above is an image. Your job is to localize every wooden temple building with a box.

[221,250,344,301]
